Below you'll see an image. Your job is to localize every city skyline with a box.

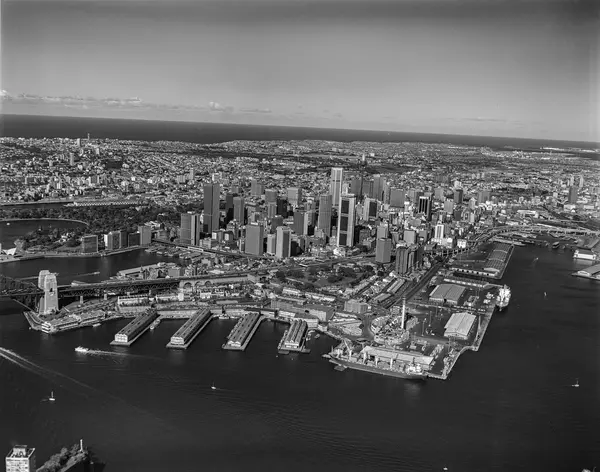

[2,0,599,143]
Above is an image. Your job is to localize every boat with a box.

[552,242,560,250]
[328,342,427,381]
[75,346,89,353]
[48,391,56,402]
[496,285,511,311]
[572,378,580,388]
[211,382,216,390]
[92,323,101,328]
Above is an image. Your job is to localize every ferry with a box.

[92,323,101,328]
[496,285,511,311]
[48,391,56,402]
[75,346,89,353]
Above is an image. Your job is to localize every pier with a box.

[110,309,157,346]
[277,319,311,354]
[223,312,263,351]
[166,308,213,349]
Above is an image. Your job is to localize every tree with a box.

[275,270,286,281]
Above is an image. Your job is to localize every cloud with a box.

[209,101,234,113]
[239,107,272,114]
[0,90,10,98]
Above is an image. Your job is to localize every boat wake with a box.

[82,349,160,361]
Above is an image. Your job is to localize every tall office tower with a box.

[362,198,378,221]
[105,231,121,251]
[395,243,414,275]
[330,167,344,209]
[390,188,406,207]
[434,223,445,240]
[245,224,264,256]
[271,215,284,231]
[403,229,417,244]
[444,198,454,213]
[265,189,278,205]
[568,175,575,186]
[266,202,277,219]
[376,238,392,263]
[189,168,195,181]
[408,189,423,205]
[128,232,141,247]
[39,272,58,315]
[81,234,98,253]
[477,189,491,204]
[276,226,291,259]
[418,195,432,221]
[266,233,277,255]
[434,187,445,200]
[568,186,578,204]
[372,174,384,201]
[203,182,221,234]
[377,224,389,240]
[337,194,356,247]
[225,193,235,222]
[251,179,264,197]
[293,210,307,236]
[233,196,245,224]
[317,194,332,237]
[5,445,36,472]
[287,187,302,206]
[578,176,584,188]
[382,180,390,204]
[138,226,152,246]
[119,230,129,249]
[276,197,288,217]
[350,177,362,196]
[453,188,464,204]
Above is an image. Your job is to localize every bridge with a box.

[0,274,44,309]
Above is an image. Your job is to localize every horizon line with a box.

[1,113,598,148]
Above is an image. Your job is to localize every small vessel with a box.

[6,222,10,226]
[92,323,101,328]
[572,378,580,388]
[48,391,56,402]
[75,346,89,353]
[496,285,511,311]
[211,382,216,391]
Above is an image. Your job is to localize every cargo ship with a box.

[496,285,511,311]
[326,341,427,381]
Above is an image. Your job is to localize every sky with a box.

[1,0,599,142]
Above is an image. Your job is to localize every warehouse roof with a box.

[429,284,466,303]
[444,312,476,338]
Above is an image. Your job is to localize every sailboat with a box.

[572,378,580,388]
[48,391,56,402]
[211,382,216,391]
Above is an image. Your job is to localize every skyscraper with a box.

[287,187,302,206]
[276,226,291,259]
[337,194,356,247]
[568,186,578,204]
[362,198,378,221]
[245,224,264,256]
[138,226,152,246]
[250,179,264,197]
[376,238,392,263]
[418,195,432,221]
[5,446,36,472]
[293,210,307,236]
[203,182,221,234]
[266,233,277,255]
[265,189,278,204]
[390,188,406,207]
[317,194,332,237]
[453,188,464,205]
[330,167,344,209]
[233,196,245,224]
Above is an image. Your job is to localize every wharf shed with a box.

[429,284,466,305]
[443,312,477,340]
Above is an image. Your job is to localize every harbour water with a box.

[1,220,599,471]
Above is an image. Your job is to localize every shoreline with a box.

[0,246,147,264]
[0,217,89,226]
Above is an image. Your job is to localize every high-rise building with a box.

[251,179,264,197]
[287,187,302,206]
[233,196,245,224]
[225,193,235,222]
[377,224,389,240]
[203,182,221,234]
[390,188,406,207]
[105,231,120,251]
[266,234,277,255]
[276,226,291,259]
[568,186,578,204]
[434,223,445,240]
[444,198,454,213]
[81,234,98,253]
[375,238,392,263]
[180,212,201,245]
[337,194,356,247]
[265,189,278,204]
[453,188,464,205]
[128,232,141,247]
[245,224,264,256]
[330,167,344,209]
[477,190,491,204]
[266,202,277,219]
[578,176,584,188]
[317,194,332,237]
[395,243,417,275]
[362,198,378,221]
[5,445,36,472]
[350,177,362,196]
[418,195,432,221]
[138,226,152,246]
[119,230,129,249]
[372,174,384,201]
[293,210,307,236]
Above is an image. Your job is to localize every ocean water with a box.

[1,238,599,471]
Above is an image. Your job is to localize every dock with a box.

[277,319,311,354]
[110,309,158,346]
[166,308,213,349]
[222,312,263,351]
